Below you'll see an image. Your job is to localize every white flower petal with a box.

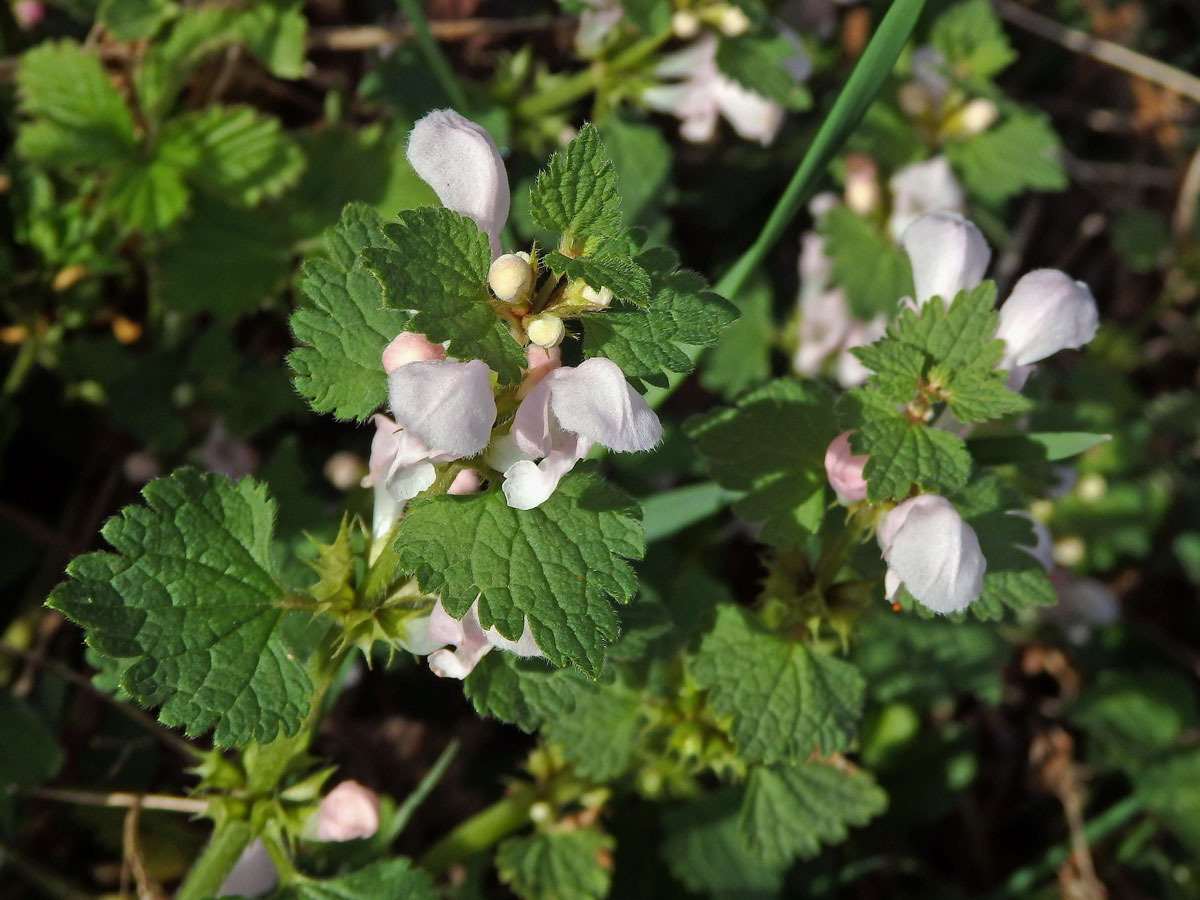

[485,619,544,658]
[509,372,557,458]
[995,269,1099,366]
[887,156,964,241]
[548,358,662,452]
[387,359,496,458]
[501,436,590,510]
[901,211,991,308]
[712,76,783,146]
[407,109,510,257]
[219,840,278,898]
[880,494,985,614]
[316,781,380,843]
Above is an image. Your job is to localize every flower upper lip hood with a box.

[878,494,986,614]
[406,108,510,257]
[900,210,991,308]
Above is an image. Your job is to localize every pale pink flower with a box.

[900,212,1099,381]
[362,414,446,537]
[642,33,787,146]
[14,2,43,29]
[382,331,446,373]
[423,600,542,679]
[824,432,869,502]
[501,358,661,510]
[316,781,380,842]
[878,494,986,614]
[201,420,259,481]
[219,839,277,897]
[407,109,510,257]
[887,156,964,242]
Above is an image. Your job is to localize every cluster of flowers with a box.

[366,110,661,678]
[823,211,1099,614]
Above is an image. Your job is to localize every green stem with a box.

[988,794,1143,898]
[815,508,874,594]
[3,335,38,397]
[643,0,928,410]
[175,820,254,900]
[515,32,670,120]
[418,786,538,876]
[395,0,469,111]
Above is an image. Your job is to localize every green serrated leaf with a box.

[160,105,305,206]
[395,473,644,676]
[544,250,651,307]
[46,469,311,748]
[929,0,1016,80]
[945,110,1066,205]
[16,40,137,168]
[98,0,178,40]
[686,378,837,546]
[529,123,621,243]
[599,115,671,225]
[543,680,642,780]
[1071,670,1197,772]
[496,828,614,900]
[933,364,1030,423]
[838,390,972,502]
[363,207,524,383]
[272,858,438,900]
[463,654,582,732]
[716,32,809,108]
[818,206,914,319]
[692,606,863,762]
[853,614,1007,706]
[583,266,736,388]
[99,154,191,234]
[236,0,308,80]
[661,788,787,899]
[740,761,887,865]
[289,203,409,421]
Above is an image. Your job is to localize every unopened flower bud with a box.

[824,432,868,502]
[718,6,751,36]
[671,10,700,39]
[382,332,445,373]
[1076,473,1106,503]
[324,451,366,491]
[582,285,614,308]
[488,252,533,302]
[843,153,880,216]
[448,469,482,495]
[316,781,380,842]
[527,314,565,349]
[953,98,999,136]
[1053,535,1086,567]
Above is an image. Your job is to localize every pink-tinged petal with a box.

[387,359,496,457]
[501,434,591,510]
[364,415,438,535]
[879,494,986,614]
[835,315,886,388]
[395,613,446,656]
[219,839,277,898]
[486,618,544,657]
[901,211,991,308]
[995,269,1099,366]
[653,34,717,78]
[448,469,482,495]
[521,344,562,395]
[794,289,851,376]
[407,109,510,257]
[382,332,445,373]
[428,645,491,679]
[485,431,538,475]
[510,371,558,457]
[316,781,380,842]
[712,76,783,146]
[548,358,662,452]
[824,432,869,502]
[887,156,964,241]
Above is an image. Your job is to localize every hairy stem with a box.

[175,820,254,900]
[418,785,538,876]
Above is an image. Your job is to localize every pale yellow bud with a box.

[718,6,750,36]
[671,10,700,39]
[1076,473,1107,504]
[1053,535,1086,567]
[488,252,533,302]
[526,314,565,349]
[955,98,999,136]
[582,285,614,308]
